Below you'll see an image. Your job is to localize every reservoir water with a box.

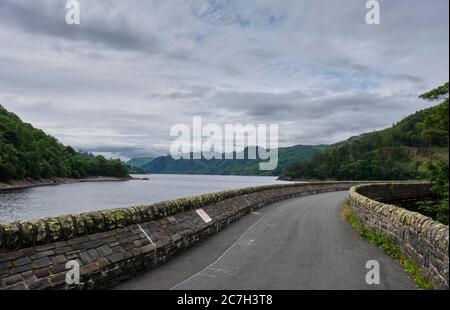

[0,174,292,223]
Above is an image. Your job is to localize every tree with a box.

[283,83,448,182]
[419,82,449,140]
[418,82,449,224]
[0,105,130,181]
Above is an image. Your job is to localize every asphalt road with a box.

[115,191,417,290]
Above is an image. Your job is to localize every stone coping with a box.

[1,182,364,252]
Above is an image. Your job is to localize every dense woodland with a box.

[285,83,449,224]
[284,91,449,181]
[141,145,327,176]
[0,105,129,182]
[416,83,449,224]
[127,157,155,168]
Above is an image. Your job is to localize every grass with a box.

[342,200,434,290]
[430,145,449,155]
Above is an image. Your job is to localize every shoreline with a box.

[0,176,146,192]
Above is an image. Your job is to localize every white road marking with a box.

[207,267,238,276]
[237,240,255,246]
[170,212,270,290]
[197,273,217,278]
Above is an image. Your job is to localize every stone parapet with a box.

[349,183,449,290]
[0,182,359,290]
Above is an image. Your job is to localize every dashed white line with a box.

[170,212,270,290]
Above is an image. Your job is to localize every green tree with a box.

[0,105,130,182]
[284,91,448,182]
[418,82,449,224]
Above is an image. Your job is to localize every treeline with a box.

[141,145,326,176]
[0,105,129,181]
[416,83,449,224]
[284,84,449,181]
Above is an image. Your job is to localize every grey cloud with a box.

[193,89,433,146]
[205,89,403,121]
[148,85,214,100]
[208,90,304,118]
[0,0,448,158]
[188,0,286,29]
[0,0,162,54]
[389,74,423,84]
[90,146,165,160]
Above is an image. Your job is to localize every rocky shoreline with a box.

[0,176,146,192]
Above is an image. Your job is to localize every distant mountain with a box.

[141,145,328,176]
[0,105,129,181]
[126,157,154,168]
[283,103,449,180]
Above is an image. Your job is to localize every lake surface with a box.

[0,174,293,223]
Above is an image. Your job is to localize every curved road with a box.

[115,191,417,290]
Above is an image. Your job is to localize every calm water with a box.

[0,174,292,223]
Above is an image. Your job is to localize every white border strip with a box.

[137,224,157,249]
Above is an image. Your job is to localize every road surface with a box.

[115,191,417,290]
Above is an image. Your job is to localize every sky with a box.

[0,0,448,160]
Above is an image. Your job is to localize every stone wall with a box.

[349,183,449,290]
[0,182,360,290]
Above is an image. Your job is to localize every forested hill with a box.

[0,105,129,181]
[141,145,328,176]
[283,101,449,181]
[126,157,154,168]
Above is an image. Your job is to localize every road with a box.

[115,191,417,290]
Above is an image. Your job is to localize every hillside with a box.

[0,105,129,181]
[283,102,449,180]
[141,145,327,176]
[126,157,154,168]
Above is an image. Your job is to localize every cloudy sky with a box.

[0,0,448,160]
